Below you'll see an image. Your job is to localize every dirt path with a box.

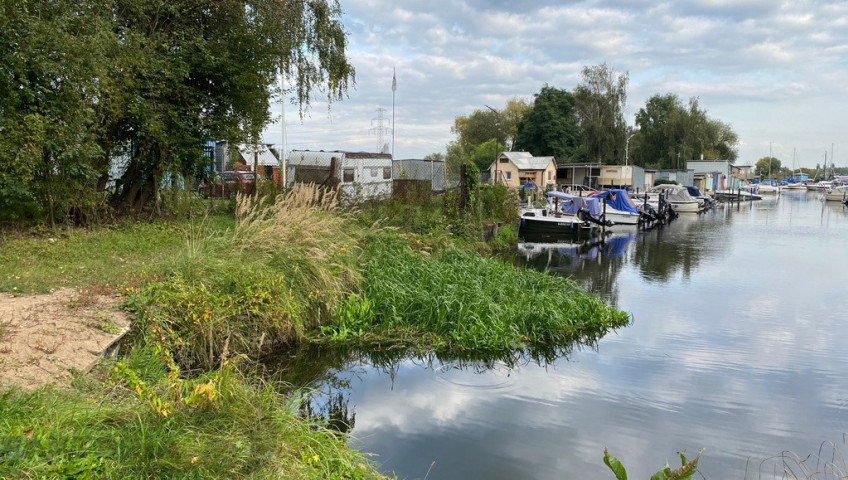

[0,289,131,391]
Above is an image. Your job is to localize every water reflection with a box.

[515,214,724,303]
[272,193,848,479]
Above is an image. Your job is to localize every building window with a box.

[383,167,391,179]
[499,158,509,163]
[548,171,552,181]
[370,168,378,177]
[343,168,354,183]
[506,171,512,180]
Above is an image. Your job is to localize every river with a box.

[288,191,848,479]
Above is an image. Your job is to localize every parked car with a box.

[198,170,256,199]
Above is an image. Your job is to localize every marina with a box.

[291,190,848,479]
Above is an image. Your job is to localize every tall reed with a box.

[133,184,364,371]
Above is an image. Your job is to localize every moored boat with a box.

[824,185,848,202]
[591,189,667,227]
[519,191,609,236]
[649,184,702,213]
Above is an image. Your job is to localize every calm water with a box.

[290,191,848,479]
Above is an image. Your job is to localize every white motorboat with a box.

[519,191,609,236]
[824,185,848,202]
[649,184,702,213]
[744,179,780,194]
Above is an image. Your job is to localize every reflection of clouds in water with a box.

[352,357,605,436]
[342,197,848,479]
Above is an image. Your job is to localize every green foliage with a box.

[755,156,782,178]
[0,356,387,479]
[514,85,582,161]
[469,138,502,172]
[603,448,703,480]
[444,99,530,174]
[1,0,356,220]
[321,236,630,352]
[129,185,362,370]
[574,63,629,164]
[633,94,738,168]
[0,220,193,294]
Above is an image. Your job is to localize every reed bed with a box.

[326,236,630,352]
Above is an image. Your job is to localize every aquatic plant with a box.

[604,448,702,480]
[323,236,630,352]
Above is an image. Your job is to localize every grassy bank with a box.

[0,351,387,479]
[0,184,631,479]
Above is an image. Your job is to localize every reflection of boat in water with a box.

[517,231,638,266]
[519,191,610,236]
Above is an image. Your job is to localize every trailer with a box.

[287,150,393,201]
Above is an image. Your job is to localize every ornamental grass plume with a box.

[233,184,363,323]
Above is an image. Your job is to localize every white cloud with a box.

[264,0,848,168]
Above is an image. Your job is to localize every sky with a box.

[262,1,848,170]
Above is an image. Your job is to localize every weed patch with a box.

[322,236,630,352]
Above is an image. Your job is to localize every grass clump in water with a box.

[323,236,630,352]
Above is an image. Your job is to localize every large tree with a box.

[632,94,738,169]
[573,63,629,164]
[755,156,781,178]
[104,0,355,213]
[0,0,355,220]
[513,85,581,162]
[445,97,531,173]
[0,0,111,223]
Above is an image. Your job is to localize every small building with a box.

[490,152,557,188]
[287,150,393,201]
[687,159,735,192]
[731,165,754,185]
[555,164,648,192]
[597,165,647,191]
[214,141,283,180]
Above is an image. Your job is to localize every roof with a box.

[238,144,279,166]
[497,151,556,171]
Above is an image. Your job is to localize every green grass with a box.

[0,187,633,480]
[322,236,631,352]
[0,217,234,294]
[0,348,388,480]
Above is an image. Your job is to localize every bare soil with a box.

[0,289,131,391]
